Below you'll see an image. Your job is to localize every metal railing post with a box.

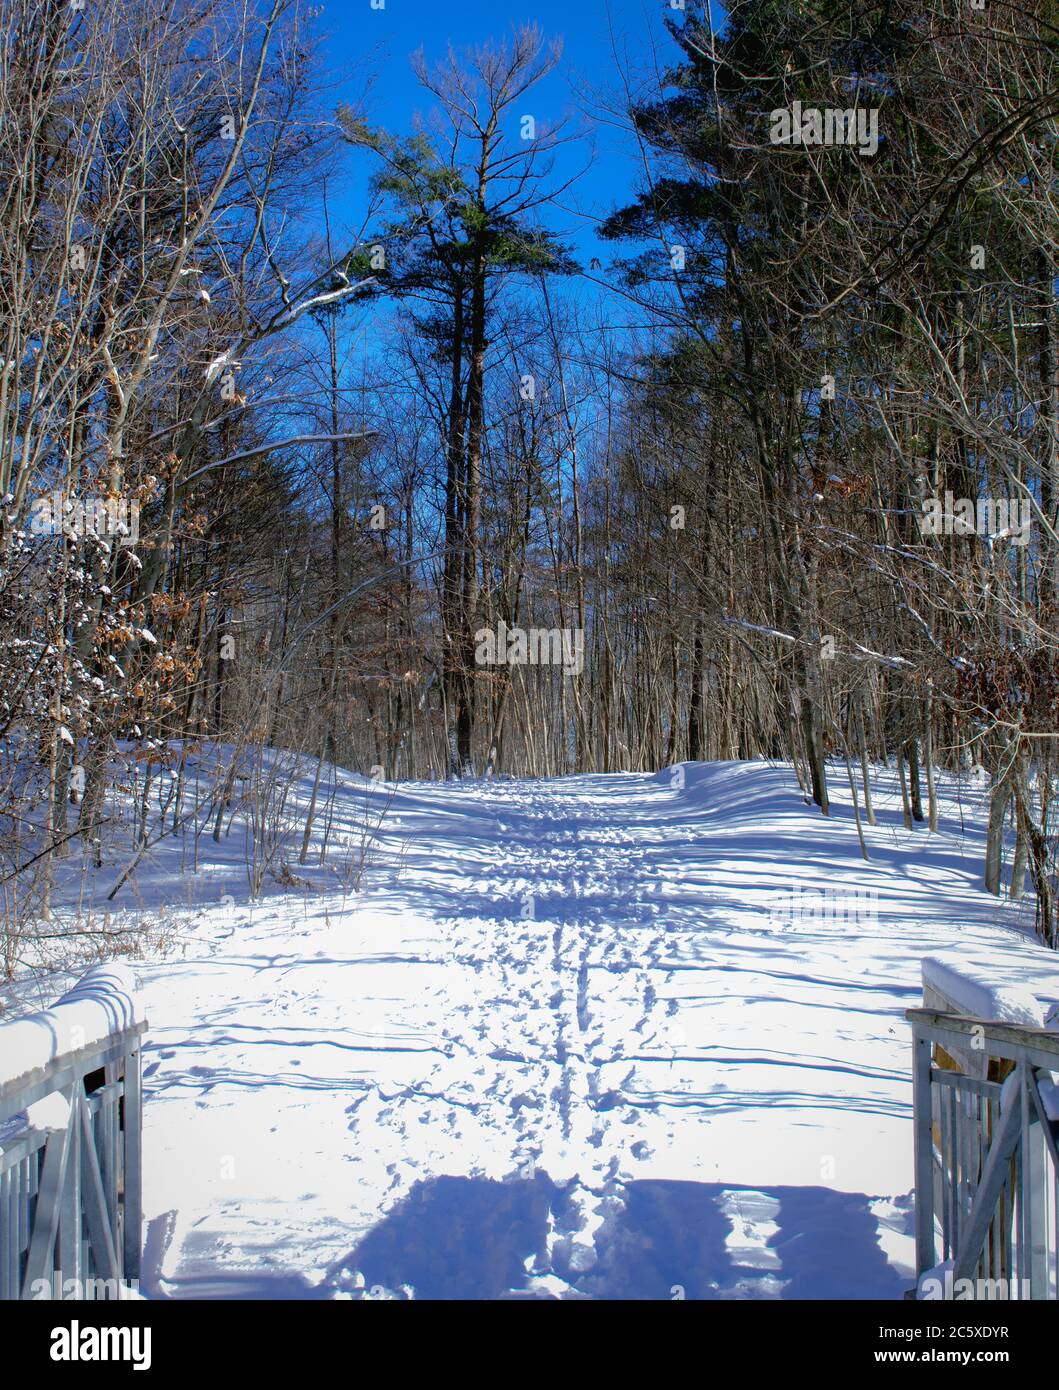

[912,1027,935,1281]
[122,1042,143,1284]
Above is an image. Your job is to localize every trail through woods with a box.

[133,761,1059,1299]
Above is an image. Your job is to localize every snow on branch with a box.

[719,616,913,670]
[261,276,376,335]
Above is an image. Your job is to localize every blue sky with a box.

[311,0,725,270]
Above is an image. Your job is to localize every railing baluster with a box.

[15,1159,25,1294]
[57,1086,82,1296]
[1025,1069,1048,1297]
[913,1029,936,1278]
[1012,1067,1022,1293]
[99,1082,120,1247]
[1003,1162,1014,1289]
[0,1167,10,1301]
[940,1078,953,1257]
[949,1083,960,1253]
[19,1155,29,1283]
[122,1045,143,1285]
[983,1106,995,1278]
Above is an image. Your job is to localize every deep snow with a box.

[6,756,1059,1299]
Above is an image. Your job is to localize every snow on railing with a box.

[0,965,146,1300]
[921,956,1045,1079]
[908,960,1059,1300]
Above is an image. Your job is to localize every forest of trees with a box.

[2,0,1058,951]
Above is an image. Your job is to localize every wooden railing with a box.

[907,1007,1059,1299]
[0,966,146,1300]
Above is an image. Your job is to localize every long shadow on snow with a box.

[582,1179,905,1300]
[328,1174,905,1300]
[332,1172,559,1300]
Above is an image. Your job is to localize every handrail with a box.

[906,1007,1059,1068]
[0,966,147,1300]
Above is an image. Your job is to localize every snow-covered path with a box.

[137,761,1059,1299]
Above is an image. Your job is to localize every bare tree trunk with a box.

[838,717,870,861]
[905,738,925,823]
[897,746,914,831]
[985,766,1012,896]
[858,701,876,827]
[924,685,939,832]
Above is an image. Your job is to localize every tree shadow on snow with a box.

[332,1173,560,1300]
[327,1175,907,1301]
[584,1180,907,1300]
